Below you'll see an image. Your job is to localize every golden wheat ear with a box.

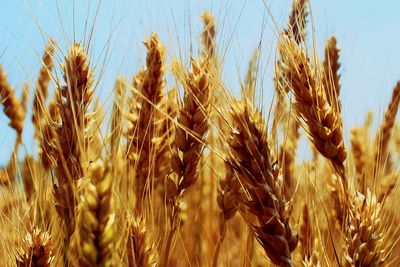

[77,160,115,267]
[226,99,298,267]
[0,65,25,137]
[373,81,400,175]
[278,36,347,185]
[160,58,211,267]
[285,0,309,44]
[32,39,56,140]
[16,228,54,267]
[344,190,388,266]
[126,215,156,267]
[47,43,94,265]
[126,33,166,213]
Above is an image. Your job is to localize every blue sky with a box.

[0,0,399,163]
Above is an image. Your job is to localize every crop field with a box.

[0,0,399,266]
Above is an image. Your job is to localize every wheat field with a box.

[0,0,399,266]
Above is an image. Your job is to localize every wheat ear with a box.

[16,228,54,267]
[50,44,94,262]
[32,39,56,140]
[278,36,347,185]
[0,65,25,136]
[227,99,298,267]
[322,36,341,109]
[344,190,387,266]
[160,58,211,267]
[126,216,156,267]
[373,81,400,175]
[126,33,165,212]
[285,0,309,44]
[78,160,115,267]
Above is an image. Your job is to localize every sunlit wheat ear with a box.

[51,43,94,258]
[126,215,156,267]
[373,81,400,176]
[0,65,25,137]
[227,99,298,267]
[242,48,259,105]
[32,39,56,140]
[77,160,115,267]
[16,228,54,267]
[201,10,216,59]
[285,0,309,44]
[126,33,166,212]
[279,119,300,200]
[160,58,211,267]
[278,36,347,185]
[110,77,126,157]
[350,127,367,192]
[322,36,341,109]
[272,0,308,145]
[344,190,388,266]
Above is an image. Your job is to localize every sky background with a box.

[0,0,399,163]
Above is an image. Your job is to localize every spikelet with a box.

[52,43,94,242]
[126,216,156,267]
[32,39,56,140]
[126,33,166,211]
[0,65,25,136]
[227,99,298,267]
[78,160,115,267]
[278,36,347,184]
[344,190,387,266]
[16,229,54,267]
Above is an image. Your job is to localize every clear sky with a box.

[0,0,399,163]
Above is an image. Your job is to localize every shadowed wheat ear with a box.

[126,33,165,212]
[16,228,54,267]
[279,119,300,200]
[213,162,242,267]
[77,160,115,267]
[278,35,347,186]
[126,215,156,267]
[226,99,298,267]
[299,204,321,266]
